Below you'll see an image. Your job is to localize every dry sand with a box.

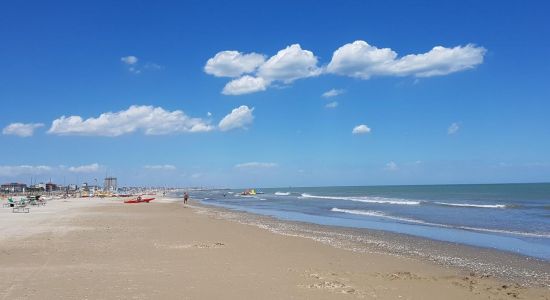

[0,197,548,299]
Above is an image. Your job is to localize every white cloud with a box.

[121,56,138,65]
[207,41,485,95]
[207,112,212,117]
[322,88,345,98]
[144,63,163,70]
[325,101,338,109]
[327,41,486,79]
[257,44,320,83]
[204,51,266,77]
[385,161,399,171]
[48,105,215,136]
[128,67,141,74]
[206,44,320,95]
[235,162,278,169]
[448,122,460,135]
[391,45,485,77]
[352,124,371,134]
[0,165,52,176]
[218,105,254,131]
[222,76,268,95]
[144,164,176,170]
[68,163,100,173]
[327,41,398,79]
[2,123,44,137]
[121,56,162,74]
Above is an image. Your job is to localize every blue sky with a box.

[1,0,549,187]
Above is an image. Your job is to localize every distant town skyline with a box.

[1,1,549,187]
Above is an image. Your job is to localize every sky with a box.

[1,0,549,188]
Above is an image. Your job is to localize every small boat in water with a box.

[241,189,257,195]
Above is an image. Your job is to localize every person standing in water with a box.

[183,192,189,204]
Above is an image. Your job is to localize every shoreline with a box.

[194,200,550,288]
[1,197,548,299]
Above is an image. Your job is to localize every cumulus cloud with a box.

[352,124,371,134]
[2,123,44,137]
[322,89,345,98]
[206,41,485,95]
[327,41,486,79]
[448,122,460,135]
[144,164,176,170]
[206,44,320,95]
[385,161,399,171]
[218,105,255,131]
[222,76,268,95]
[0,165,52,176]
[257,44,321,83]
[68,163,100,173]
[204,51,266,77]
[121,56,138,65]
[48,105,215,136]
[325,101,338,109]
[235,162,278,169]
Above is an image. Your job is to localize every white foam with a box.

[330,207,550,238]
[331,208,423,224]
[435,202,507,209]
[302,193,420,205]
[274,192,290,196]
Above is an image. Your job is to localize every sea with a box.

[185,183,550,261]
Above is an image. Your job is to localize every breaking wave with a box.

[435,202,508,209]
[330,208,550,238]
[274,192,290,196]
[301,193,421,205]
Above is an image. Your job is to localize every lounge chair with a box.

[12,198,30,213]
[3,197,15,208]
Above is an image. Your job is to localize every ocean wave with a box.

[274,192,290,196]
[301,193,420,205]
[434,202,507,209]
[331,208,421,223]
[331,208,550,238]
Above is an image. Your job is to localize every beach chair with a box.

[12,198,30,213]
[3,197,15,208]
[28,196,38,207]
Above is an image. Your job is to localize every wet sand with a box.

[0,197,548,299]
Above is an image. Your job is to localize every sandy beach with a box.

[0,197,548,299]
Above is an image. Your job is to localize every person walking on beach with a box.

[183,192,189,205]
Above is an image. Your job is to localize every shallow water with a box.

[182,183,550,260]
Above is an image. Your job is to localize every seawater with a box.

[185,183,550,260]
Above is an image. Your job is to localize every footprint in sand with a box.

[374,271,425,281]
[302,272,360,295]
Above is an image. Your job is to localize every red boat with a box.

[124,197,155,204]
